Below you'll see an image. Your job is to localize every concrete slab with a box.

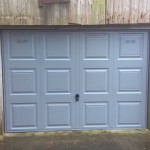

[0,130,150,150]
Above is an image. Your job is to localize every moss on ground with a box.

[3,129,149,138]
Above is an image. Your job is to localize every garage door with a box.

[3,31,148,132]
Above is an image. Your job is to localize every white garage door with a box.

[3,31,148,132]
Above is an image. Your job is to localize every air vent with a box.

[39,0,70,7]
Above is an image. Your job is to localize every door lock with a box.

[75,94,80,102]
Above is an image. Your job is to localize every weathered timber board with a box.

[0,0,150,25]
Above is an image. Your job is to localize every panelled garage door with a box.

[3,31,148,132]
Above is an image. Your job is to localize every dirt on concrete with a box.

[0,130,150,150]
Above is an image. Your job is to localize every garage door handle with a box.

[75,94,80,102]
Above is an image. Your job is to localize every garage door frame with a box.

[0,29,149,134]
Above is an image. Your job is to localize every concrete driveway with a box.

[0,130,150,150]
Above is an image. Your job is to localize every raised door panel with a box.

[11,104,37,128]
[117,102,141,126]
[84,103,108,127]
[10,69,37,94]
[46,103,71,128]
[46,69,71,94]
[45,34,70,59]
[84,69,109,93]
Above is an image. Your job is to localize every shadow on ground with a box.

[0,130,150,150]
